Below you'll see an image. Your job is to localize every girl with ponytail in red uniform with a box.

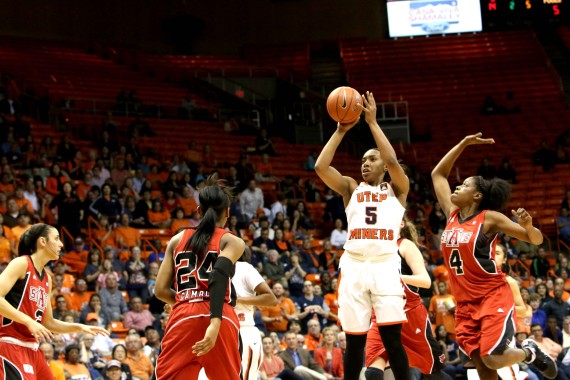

[0,223,109,379]
[431,133,557,380]
[154,176,245,380]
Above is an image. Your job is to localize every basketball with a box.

[326,86,363,124]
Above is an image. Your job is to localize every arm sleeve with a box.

[208,256,235,319]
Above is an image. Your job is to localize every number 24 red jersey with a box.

[173,228,236,306]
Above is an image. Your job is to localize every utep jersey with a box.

[344,182,405,257]
[173,228,236,306]
[232,261,264,327]
[0,256,49,342]
[441,209,506,303]
[398,239,422,311]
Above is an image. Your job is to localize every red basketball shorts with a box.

[0,341,52,380]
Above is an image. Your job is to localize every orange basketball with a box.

[326,86,362,124]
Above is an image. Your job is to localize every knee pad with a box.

[365,367,384,380]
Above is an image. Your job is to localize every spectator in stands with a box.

[235,154,257,186]
[50,181,83,240]
[111,344,133,379]
[53,295,71,321]
[318,240,339,274]
[531,247,551,280]
[260,335,300,380]
[279,331,326,379]
[255,128,277,156]
[253,215,275,239]
[285,252,307,299]
[147,240,165,263]
[79,333,107,376]
[496,158,517,183]
[62,344,91,380]
[111,159,131,188]
[147,200,172,229]
[274,228,292,256]
[125,246,149,303]
[68,278,91,312]
[329,218,347,249]
[298,236,319,275]
[143,326,161,366]
[304,319,323,352]
[542,286,570,329]
[100,274,129,321]
[62,237,89,275]
[324,278,339,326]
[115,213,142,249]
[429,281,457,340]
[544,314,563,345]
[9,212,31,256]
[240,179,264,222]
[255,153,280,183]
[534,140,558,171]
[558,208,570,246]
[124,333,154,380]
[90,184,122,223]
[314,326,344,379]
[263,249,286,286]
[435,325,465,379]
[297,280,328,333]
[124,297,155,333]
[530,292,548,331]
[261,282,297,334]
[252,227,277,254]
[40,342,65,380]
[79,295,111,332]
[2,197,20,228]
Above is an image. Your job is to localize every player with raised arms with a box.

[315,91,410,380]
[0,223,109,379]
[431,133,557,380]
[154,176,245,380]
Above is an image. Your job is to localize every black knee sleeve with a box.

[344,334,367,380]
[365,367,384,380]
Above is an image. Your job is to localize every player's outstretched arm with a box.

[431,133,495,218]
[486,209,543,246]
[315,121,359,201]
[155,232,184,306]
[361,91,409,202]
[43,276,109,337]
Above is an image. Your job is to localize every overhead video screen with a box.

[387,0,483,37]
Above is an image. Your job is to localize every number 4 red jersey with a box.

[440,209,507,304]
[0,256,49,343]
[173,228,236,306]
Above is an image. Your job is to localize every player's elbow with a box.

[267,294,278,307]
[154,286,171,303]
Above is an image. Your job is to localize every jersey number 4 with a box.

[449,249,464,275]
[175,250,217,291]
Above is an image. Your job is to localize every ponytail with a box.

[18,223,52,256]
[184,175,232,258]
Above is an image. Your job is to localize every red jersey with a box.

[398,239,422,311]
[0,256,49,342]
[173,228,236,306]
[440,209,506,304]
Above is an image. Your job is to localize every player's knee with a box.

[365,367,384,380]
[481,354,502,370]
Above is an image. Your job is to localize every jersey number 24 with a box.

[175,250,217,291]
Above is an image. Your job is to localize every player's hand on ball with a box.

[337,118,359,133]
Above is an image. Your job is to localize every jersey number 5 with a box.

[449,249,464,275]
[175,251,217,291]
[365,207,377,225]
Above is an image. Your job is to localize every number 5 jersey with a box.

[441,209,508,304]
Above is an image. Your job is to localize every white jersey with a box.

[344,182,405,258]
[232,261,264,327]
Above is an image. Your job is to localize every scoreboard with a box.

[483,0,568,25]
